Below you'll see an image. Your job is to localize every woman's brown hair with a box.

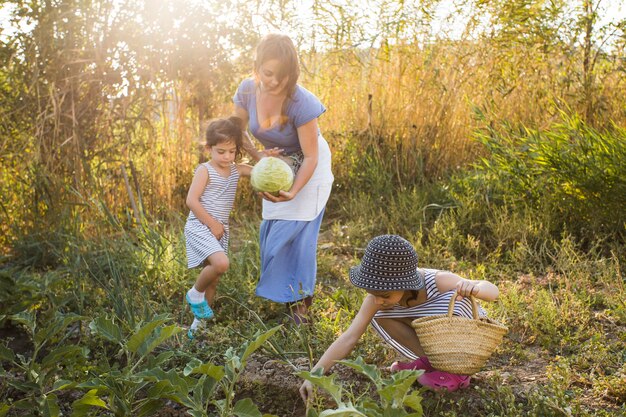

[254,34,300,127]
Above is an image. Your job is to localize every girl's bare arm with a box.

[310,294,380,374]
[435,271,499,301]
[300,294,380,402]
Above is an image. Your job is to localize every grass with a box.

[1,117,625,416]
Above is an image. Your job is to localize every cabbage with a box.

[250,157,294,195]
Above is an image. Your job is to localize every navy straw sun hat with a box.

[349,235,425,292]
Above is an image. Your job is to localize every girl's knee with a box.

[212,257,229,275]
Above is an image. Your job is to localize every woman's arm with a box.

[234,106,264,162]
[434,271,499,301]
[263,118,318,202]
[186,166,225,239]
[299,294,379,401]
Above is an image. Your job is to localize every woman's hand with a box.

[259,189,294,202]
[455,280,479,300]
[260,147,284,158]
[299,380,313,403]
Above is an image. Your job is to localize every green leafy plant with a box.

[139,325,282,417]
[298,356,424,417]
[74,314,184,416]
[0,311,88,416]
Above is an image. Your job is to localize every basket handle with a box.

[447,290,479,320]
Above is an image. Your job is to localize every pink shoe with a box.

[418,371,471,392]
[390,356,434,372]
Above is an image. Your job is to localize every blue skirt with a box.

[256,208,326,303]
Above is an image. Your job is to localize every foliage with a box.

[0,311,88,416]
[78,314,184,416]
[298,356,423,417]
[178,326,282,417]
[467,112,626,245]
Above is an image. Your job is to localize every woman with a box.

[233,34,334,323]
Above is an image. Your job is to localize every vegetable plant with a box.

[298,356,424,417]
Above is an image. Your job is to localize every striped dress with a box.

[184,162,240,268]
[371,268,487,360]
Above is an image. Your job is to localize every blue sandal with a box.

[186,294,215,320]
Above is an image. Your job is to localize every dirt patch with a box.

[0,323,31,355]
[239,355,376,417]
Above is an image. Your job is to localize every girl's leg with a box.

[373,317,426,357]
[187,252,229,336]
[193,252,229,306]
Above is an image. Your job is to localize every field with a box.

[1,1,626,416]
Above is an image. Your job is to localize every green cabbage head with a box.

[250,157,294,195]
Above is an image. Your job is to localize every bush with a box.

[460,113,626,247]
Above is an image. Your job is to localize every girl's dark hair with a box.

[254,34,300,127]
[205,116,244,160]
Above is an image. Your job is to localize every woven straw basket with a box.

[411,291,508,375]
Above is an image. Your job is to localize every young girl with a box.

[299,234,500,400]
[184,116,252,338]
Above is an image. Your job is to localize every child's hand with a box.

[299,380,313,403]
[209,223,225,240]
[455,280,479,300]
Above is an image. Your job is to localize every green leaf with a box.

[41,346,87,370]
[295,369,343,405]
[378,371,419,407]
[403,393,423,414]
[0,344,16,362]
[51,379,75,391]
[138,368,191,395]
[89,316,123,344]
[9,312,35,333]
[0,403,9,417]
[319,404,366,417]
[42,393,60,417]
[7,379,40,393]
[184,360,225,381]
[135,399,164,417]
[336,357,381,387]
[306,407,319,417]
[126,316,169,354]
[241,325,281,363]
[11,398,37,409]
[146,381,194,408]
[147,350,175,368]
[35,313,86,346]
[76,379,106,391]
[358,400,381,416]
[233,397,262,417]
[135,324,184,358]
[183,358,202,376]
[383,409,410,417]
[71,389,108,417]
